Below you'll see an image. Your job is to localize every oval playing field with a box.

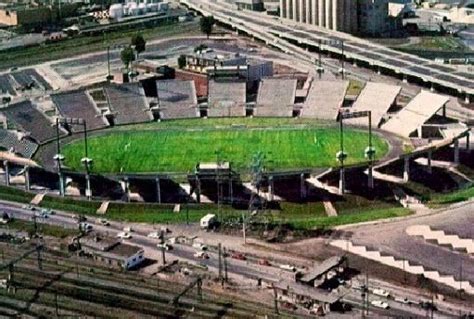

[61,119,389,174]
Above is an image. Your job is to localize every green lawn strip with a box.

[2,218,78,238]
[0,185,35,203]
[39,195,102,215]
[62,126,388,173]
[0,21,199,71]
[287,207,411,230]
[333,194,397,213]
[428,185,474,207]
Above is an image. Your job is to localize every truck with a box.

[200,214,216,229]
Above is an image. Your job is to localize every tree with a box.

[200,16,215,39]
[177,55,186,69]
[120,46,135,71]
[131,33,146,59]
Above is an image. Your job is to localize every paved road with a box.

[1,200,462,317]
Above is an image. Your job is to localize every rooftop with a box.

[299,256,345,283]
[274,280,341,304]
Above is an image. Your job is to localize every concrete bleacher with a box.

[0,129,38,158]
[104,83,153,125]
[345,82,401,128]
[254,106,293,117]
[0,74,15,96]
[1,100,64,144]
[51,90,109,131]
[256,78,297,107]
[156,80,199,120]
[208,80,246,109]
[301,80,348,120]
[382,91,449,138]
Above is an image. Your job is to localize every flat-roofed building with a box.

[81,235,145,270]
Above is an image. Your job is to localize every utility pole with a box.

[223,247,228,283]
[218,243,223,281]
[160,230,166,265]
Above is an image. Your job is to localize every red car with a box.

[258,259,271,266]
[231,252,246,260]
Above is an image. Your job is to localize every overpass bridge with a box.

[181,0,474,101]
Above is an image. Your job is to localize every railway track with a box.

[0,243,297,318]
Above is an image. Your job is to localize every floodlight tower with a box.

[55,118,65,196]
[336,117,347,195]
[80,120,93,200]
[364,111,375,189]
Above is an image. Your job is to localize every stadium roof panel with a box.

[345,82,401,128]
[301,80,348,120]
[382,91,449,137]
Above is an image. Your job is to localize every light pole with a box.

[215,148,222,221]
[316,40,324,79]
[80,121,93,200]
[55,118,65,197]
[336,117,347,195]
[364,111,375,189]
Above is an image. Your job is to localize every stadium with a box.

[0,40,471,228]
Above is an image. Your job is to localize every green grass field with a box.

[62,122,388,173]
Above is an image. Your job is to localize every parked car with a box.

[194,251,209,259]
[372,288,390,298]
[98,219,110,226]
[231,252,246,261]
[147,232,161,239]
[394,297,412,305]
[73,214,87,222]
[79,222,93,232]
[123,226,133,232]
[371,300,389,309]
[258,259,271,266]
[192,243,208,251]
[117,232,132,239]
[279,264,296,272]
[157,243,172,251]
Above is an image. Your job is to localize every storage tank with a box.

[109,4,124,19]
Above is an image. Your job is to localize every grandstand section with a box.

[208,80,246,109]
[0,74,15,96]
[0,129,38,158]
[11,69,52,91]
[256,78,297,107]
[1,100,64,144]
[382,91,449,138]
[104,83,154,125]
[301,80,348,120]
[254,106,293,117]
[345,82,401,128]
[156,80,199,120]
[51,90,109,131]
[208,105,246,117]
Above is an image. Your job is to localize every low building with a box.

[297,256,345,287]
[81,235,145,270]
[0,3,78,27]
[274,280,343,315]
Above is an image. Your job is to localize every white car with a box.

[157,243,172,251]
[147,232,161,239]
[192,243,208,251]
[279,264,296,272]
[371,300,389,309]
[372,288,390,298]
[98,219,110,226]
[394,297,411,304]
[117,232,132,239]
[123,226,133,232]
[194,251,209,259]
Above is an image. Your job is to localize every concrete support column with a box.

[430,83,435,92]
[306,0,312,24]
[318,0,325,27]
[3,160,9,186]
[24,166,30,191]
[338,168,345,195]
[442,105,446,118]
[332,0,338,30]
[268,175,274,201]
[377,67,381,75]
[195,175,201,203]
[367,165,374,189]
[58,172,65,197]
[123,178,130,202]
[465,94,471,104]
[402,75,407,83]
[300,173,306,199]
[427,151,432,174]
[293,0,298,21]
[311,0,318,25]
[287,0,292,19]
[325,0,332,29]
[466,134,470,151]
[229,176,233,204]
[454,139,460,165]
[403,157,410,182]
[155,177,161,203]
[85,173,92,200]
